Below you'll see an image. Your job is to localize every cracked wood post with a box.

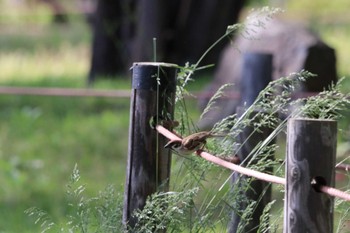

[123,62,177,229]
[229,52,274,233]
[284,118,336,233]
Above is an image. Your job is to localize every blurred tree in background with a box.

[88,0,245,83]
[40,0,69,24]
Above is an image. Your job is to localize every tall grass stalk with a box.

[26,164,124,233]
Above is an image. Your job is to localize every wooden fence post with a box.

[240,52,273,106]
[229,52,274,233]
[123,62,177,229]
[284,118,336,233]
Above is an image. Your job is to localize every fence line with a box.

[1,85,349,200]
[0,86,319,99]
[155,125,350,202]
[320,186,350,201]
[0,86,239,99]
[156,124,285,185]
[0,86,131,98]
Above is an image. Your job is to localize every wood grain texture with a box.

[284,118,336,233]
[123,63,176,228]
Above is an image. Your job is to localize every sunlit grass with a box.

[284,0,350,80]
[321,27,350,78]
[0,8,129,231]
[0,2,91,85]
[0,44,89,83]
[0,2,52,25]
[0,94,131,232]
[286,0,350,21]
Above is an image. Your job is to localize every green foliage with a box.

[131,188,198,233]
[200,83,234,121]
[257,200,277,233]
[0,90,130,232]
[156,7,350,231]
[236,201,257,232]
[295,78,350,119]
[25,165,124,233]
[335,197,350,233]
[168,67,350,232]
[25,207,55,233]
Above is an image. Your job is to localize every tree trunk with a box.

[88,0,134,83]
[88,0,245,83]
[168,0,245,65]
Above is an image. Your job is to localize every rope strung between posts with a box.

[319,186,350,201]
[156,125,350,201]
[0,86,318,99]
[336,163,350,171]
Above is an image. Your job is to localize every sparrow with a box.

[164,131,224,155]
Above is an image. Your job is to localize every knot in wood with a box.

[290,166,301,182]
[289,211,296,225]
[289,211,298,233]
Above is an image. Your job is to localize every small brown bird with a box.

[164,131,223,155]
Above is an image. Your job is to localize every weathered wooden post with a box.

[284,118,336,233]
[240,52,273,106]
[123,62,177,229]
[230,52,274,233]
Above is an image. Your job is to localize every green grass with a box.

[0,6,205,231]
[0,94,131,232]
[0,5,132,231]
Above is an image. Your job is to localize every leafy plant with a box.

[131,188,198,233]
[25,164,124,233]
[335,197,350,233]
[294,77,350,119]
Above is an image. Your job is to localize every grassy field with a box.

[0,8,205,231]
[0,1,350,232]
[0,4,130,231]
